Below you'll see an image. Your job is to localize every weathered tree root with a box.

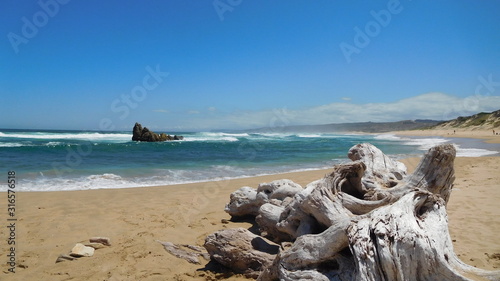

[259,190,499,280]
[201,143,500,280]
[204,228,279,278]
[157,241,209,264]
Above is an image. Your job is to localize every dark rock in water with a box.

[132,122,143,141]
[132,122,182,142]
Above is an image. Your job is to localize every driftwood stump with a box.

[202,143,500,280]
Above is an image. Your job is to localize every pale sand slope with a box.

[1,157,499,280]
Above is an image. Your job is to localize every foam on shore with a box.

[375,133,499,157]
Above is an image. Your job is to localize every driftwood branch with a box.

[200,143,500,280]
[204,228,279,278]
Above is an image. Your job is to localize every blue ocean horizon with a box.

[1,129,498,192]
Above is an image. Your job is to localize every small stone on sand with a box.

[55,254,76,263]
[89,237,111,246]
[85,242,107,249]
[70,243,95,257]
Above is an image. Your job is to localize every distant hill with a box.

[249,119,441,133]
[244,110,500,134]
[432,110,500,130]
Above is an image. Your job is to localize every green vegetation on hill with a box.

[434,110,500,129]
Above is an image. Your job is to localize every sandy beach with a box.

[1,131,499,280]
[391,128,500,144]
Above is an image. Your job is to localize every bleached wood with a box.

[256,203,291,242]
[348,143,407,191]
[202,144,500,280]
[225,180,303,218]
[204,228,279,278]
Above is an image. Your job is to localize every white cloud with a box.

[341,97,351,101]
[289,92,500,125]
[153,109,169,113]
[187,110,200,114]
[208,106,217,112]
[171,93,500,130]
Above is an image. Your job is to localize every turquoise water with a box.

[0,129,497,191]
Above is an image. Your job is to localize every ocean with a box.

[1,129,498,192]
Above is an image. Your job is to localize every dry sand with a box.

[1,131,499,280]
[391,128,500,144]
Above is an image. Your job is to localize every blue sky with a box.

[1,0,499,131]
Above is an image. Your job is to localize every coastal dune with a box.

[1,140,499,280]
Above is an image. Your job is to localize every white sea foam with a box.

[10,173,145,192]
[297,134,322,138]
[373,134,404,141]
[402,138,498,156]
[253,133,342,139]
[0,141,69,147]
[374,133,498,157]
[5,161,338,192]
[9,173,199,192]
[45,141,63,146]
[374,134,451,151]
[0,132,131,141]
[202,132,249,137]
[183,132,242,142]
[254,133,295,138]
[222,133,250,137]
[454,145,499,157]
[402,138,450,151]
[183,136,239,142]
[0,142,24,147]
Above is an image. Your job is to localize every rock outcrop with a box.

[132,122,183,142]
